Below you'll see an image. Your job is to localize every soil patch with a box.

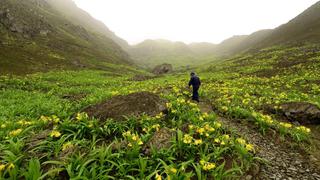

[143,128,175,155]
[82,92,168,121]
[129,74,155,81]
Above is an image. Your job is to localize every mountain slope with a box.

[128,39,217,68]
[46,0,129,50]
[0,0,131,75]
[257,1,320,47]
[215,30,273,56]
[129,39,195,68]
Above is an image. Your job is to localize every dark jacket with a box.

[189,75,201,88]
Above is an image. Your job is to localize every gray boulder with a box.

[266,102,320,125]
[152,63,173,75]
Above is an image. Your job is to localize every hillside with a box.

[0,0,132,75]
[46,0,130,50]
[257,1,320,47]
[129,39,217,68]
[213,30,273,56]
[213,1,320,56]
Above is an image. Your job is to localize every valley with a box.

[0,0,320,179]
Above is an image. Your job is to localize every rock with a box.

[152,63,173,75]
[245,175,253,180]
[144,128,175,154]
[82,92,167,121]
[40,29,49,36]
[265,102,320,125]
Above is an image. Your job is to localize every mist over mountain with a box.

[256,1,320,47]
[46,0,130,50]
[129,1,320,66]
[0,0,131,74]
[128,39,217,68]
[1,0,320,74]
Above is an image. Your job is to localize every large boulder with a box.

[82,92,167,121]
[266,102,320,125]
[152,63,173,75]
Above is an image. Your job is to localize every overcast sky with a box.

[73,0,319,45]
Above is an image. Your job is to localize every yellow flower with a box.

[111,91,119,96]
[296,126,311,133]
[196,128,205,135]
[122,131,131,137]
[155,173,162,180]
[279,122,292,128]
[222,134,230,140]
[166,103,172,109]
[200,160,216,171]
[40,115,49,122]
[138,140,143,145]
[214,122,222,129]
[7,163,14,170]
[169,167,177,174]
[9,129,22,136]
[76,113,88,121]
[194,139,203,145]
[204,124,215,132]
[245,144,254,152]
[128,143,132,147]
[1,124,6,128]
[203,162,216,171]
[131,135,138,141]
[50,130,61,138]
[62,142,74,151]
[202,113,209,118]
[214,138,220,143]
[183,134,193,144]
[0,164,5,172]
[156,112,164,119]
[152,124,160,131]
[51,115,60,123]
[188,125,194,130]
[189,102,197,107]
[221,106,228,112]
[236,138,246,145]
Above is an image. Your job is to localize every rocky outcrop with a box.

[0,2,51,37]
[152,63,173,75]
[265,102,320,125]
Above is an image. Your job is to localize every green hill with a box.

[128,39,217,68]
[257,1,320,47]
[213,1,320,56]
[0,0,132,75]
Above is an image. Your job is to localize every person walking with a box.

[188,72,201,102]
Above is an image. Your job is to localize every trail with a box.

[198,101,320,180]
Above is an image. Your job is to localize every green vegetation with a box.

[1,44,319,179]
[0,0,131,75]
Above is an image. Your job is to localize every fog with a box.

[73,0,319,44]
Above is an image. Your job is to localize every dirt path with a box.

[198,102,320,180]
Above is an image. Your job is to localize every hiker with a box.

[188,72,201,102]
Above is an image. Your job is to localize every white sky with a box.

[73,0,319,45]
